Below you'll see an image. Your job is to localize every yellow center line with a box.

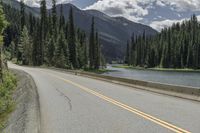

[49,73,191,133]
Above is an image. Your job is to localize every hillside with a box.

[54,4,157,60]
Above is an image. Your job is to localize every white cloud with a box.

[84,0,149,22]
[150,15,200,31]
[85,0,200,15]
[85,0,200,31]
[160,0,200,12]
[17,0,73,8]
[137,0,200,12]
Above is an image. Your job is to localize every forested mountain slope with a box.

[3,0,157,60]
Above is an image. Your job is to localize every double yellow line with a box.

[50,74,191,133]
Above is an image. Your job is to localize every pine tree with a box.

[89,17,95,69]
[130,34,136,66]
[125,41,130,65]
[52,0,57,34]
[127,14,200,69]
[94,31,100,69]
[59,4,65,31]
[54,30,69,68]
[47,13,52,35]
[46,35,55,65]
[32,20,40,66]
[68,7,77,68]
[29,13,34,36]
[17,0,26,61]
[18,26,32,65]
[65,22,68,39]
[10,41,15,59]
[77,31,86,68]
[83,34,88,69]
[20,0,25,31]
[39,0,48,65]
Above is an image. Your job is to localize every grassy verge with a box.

[149,68,200,72]
[0,71,17,130]
[113,65,145,70]
[113,65,200,72]
[84,68,113,74]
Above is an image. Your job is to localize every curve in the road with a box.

[48,73,191,133]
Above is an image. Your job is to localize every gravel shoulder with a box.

[2,69,40,133]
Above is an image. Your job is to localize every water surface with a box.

[103,65,200,88]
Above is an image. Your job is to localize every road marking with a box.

[50,74,191,133]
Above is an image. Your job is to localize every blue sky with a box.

[20,0,200,31]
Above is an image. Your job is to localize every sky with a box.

[19,0,200,31]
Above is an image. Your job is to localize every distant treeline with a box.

[2,0,105,69]
[125,15,200,69]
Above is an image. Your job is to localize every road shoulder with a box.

[3,69,40,133]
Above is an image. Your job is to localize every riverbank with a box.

[84,68,114,74]
[113,65,200,73]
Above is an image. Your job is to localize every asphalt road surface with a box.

[9,63,200,133]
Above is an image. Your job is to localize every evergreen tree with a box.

[59,4,65,31]
[125,41,130,65]
[54,30,69,68]
[52,0,57,34]
[65,22,68,39]
[83,35,88,69]
[20,0,25,31]
[77,30,86,68]
[89,17,95,69]
[18,26,31,64]
[68,7,77,68]
[127,14,200,69]
[17,0,26,61]
[46,35,55,65]
[29,13,34,35]
[3,1,103,70]
[32,20,40,66]
[94,31,100,69]
[39,0,48,65]
[10,41,15,59]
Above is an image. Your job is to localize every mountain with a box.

[2,1,157,61]
[2,0,40,16]
[54,4,157,60]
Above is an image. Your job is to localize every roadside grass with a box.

[84,68,113,74]
[113,65,145,70]
[113,65,200,72]
[149,67,200,72]
[0,71,17,130]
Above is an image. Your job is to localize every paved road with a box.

[9,63,200,133]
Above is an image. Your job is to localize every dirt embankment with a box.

[2,69,40,133]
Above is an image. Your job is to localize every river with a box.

[103,65,200,88]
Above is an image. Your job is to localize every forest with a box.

[2,0,200,71]
[2,0,104,70]
[125,15,200,69]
